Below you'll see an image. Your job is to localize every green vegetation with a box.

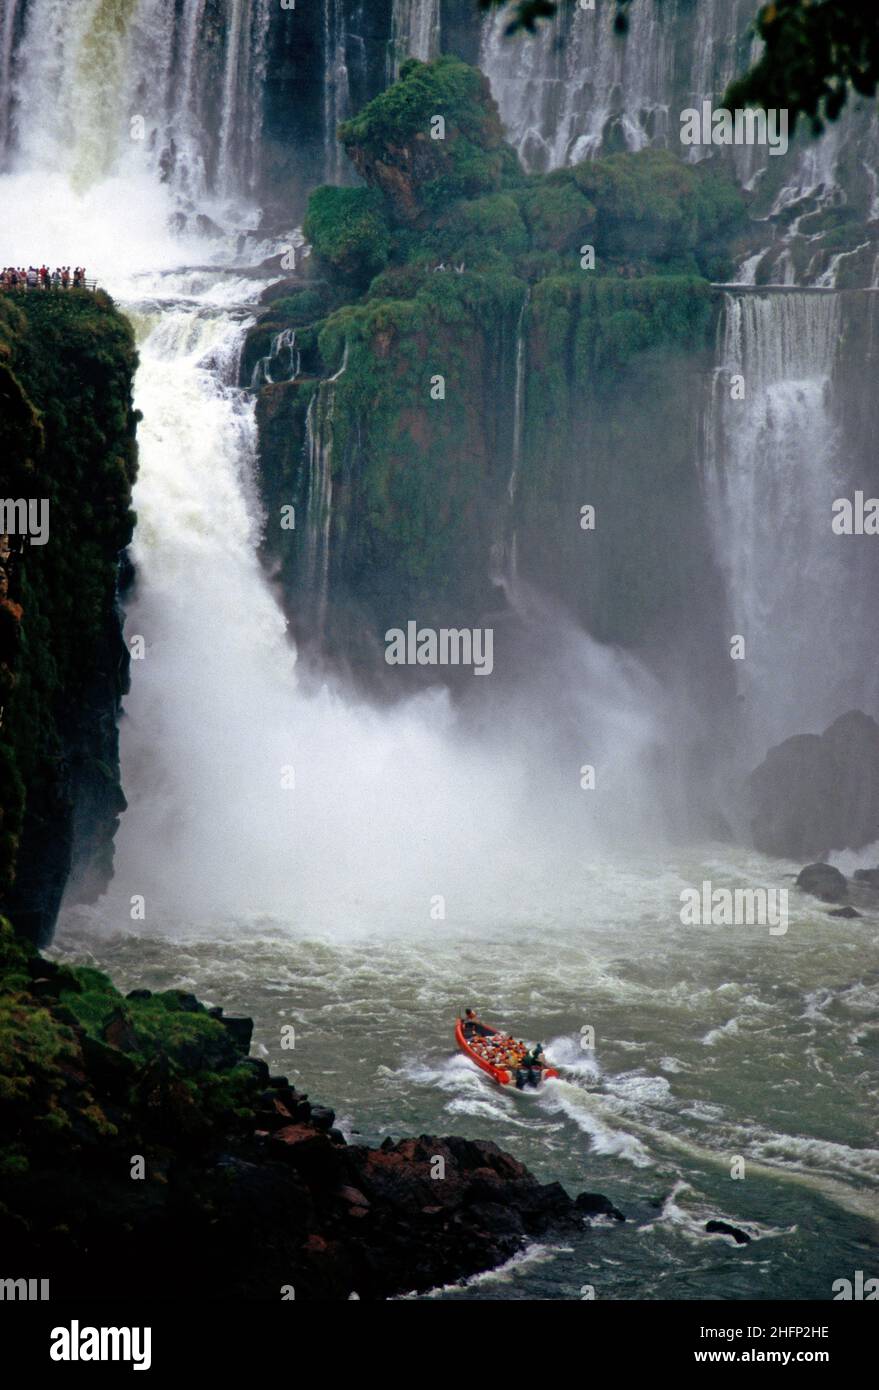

[251,55,744,665]
[339,55,509,224]
[0,917,257,1181]
[304,185,392,287]
[0,291,138,933]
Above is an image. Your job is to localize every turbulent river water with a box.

[2,0,878,1302]
[57,841,879,1301]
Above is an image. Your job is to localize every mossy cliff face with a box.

[248,57,745,689]
[0,291,138,945]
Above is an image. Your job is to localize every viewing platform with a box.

[1,271,98,292]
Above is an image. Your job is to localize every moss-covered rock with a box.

[248,58,744,686]
[339,55,508,225]
[303,185,392,287]
[0,291,138,943]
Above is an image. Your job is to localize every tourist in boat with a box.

[515,1043,545,1090]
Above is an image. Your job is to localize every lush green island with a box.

[247,56,747,681]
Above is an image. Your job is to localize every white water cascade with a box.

[703,291,871,759]
[322,0,350,184]
[0,0,674,933]
[479,0,879,286]
[389,0,441,81]
[304,341,347,644]
[4,0,271,207]
[250,327,300,388]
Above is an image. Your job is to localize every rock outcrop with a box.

[795,862,848,903]
[0,291,138,945]
[247,56,743,691]
[0,922,622,1301]
[748,711,879,860]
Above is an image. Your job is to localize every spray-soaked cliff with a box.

[246,55,745,697]
[0,291,138,944]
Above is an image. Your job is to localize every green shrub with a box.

[304,185,392,287]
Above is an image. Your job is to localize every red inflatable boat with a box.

[455,1016,559,1088]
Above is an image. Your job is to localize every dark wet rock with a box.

[829,905,862,918]
[195,212,223,238]
[126,988,152,1001]
[575,1192,626,1221]
[748,711,879,859]
[217,1013,254,1053]
[796,862,848,903]
[705,1219,751,1245]
[853,867,879,889]
[310,1105,335,1132]
[30,975,66,999]
[241,1056,271,1084]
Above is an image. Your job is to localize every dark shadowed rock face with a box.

[748,711,879,860]
[795,863,848,904]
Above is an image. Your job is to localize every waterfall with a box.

[493,289,529,583]
[703,291,871,757]
[389,0,440,81]
[479,0,682,171]
[478,0,879,286]
[250,327,300,388]
[0,0,22,156]
[304,342,347,645]
[322,0,350,184]
[4,0,271,207]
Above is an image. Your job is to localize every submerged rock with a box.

[829,905,861,918]
[853,867,879,889]
[705,1219,751,1245]
[748,711,879,860]
[575,1192,626,1221]
[796,862,848,903]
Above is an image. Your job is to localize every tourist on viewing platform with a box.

[1,264,93,290]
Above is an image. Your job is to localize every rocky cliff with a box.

[0,291,138,945]
[247,56,745,692]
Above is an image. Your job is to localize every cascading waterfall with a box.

[703,290,871,757]
[479,0,879,286]
[250,327,300,388]
[322,0,350,184]
[491,289,529,584]
[388,0,441,81]
[304,342,347,644]
[0,0,21,153]
[5,0,270,207]
[479,0,682,171]
[4,0,878,1306]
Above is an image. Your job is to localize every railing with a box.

[0,278,98,292]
